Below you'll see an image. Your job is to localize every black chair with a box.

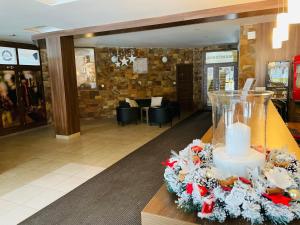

[116,101,139,126]
[149,107,172,128]
[168,101,181,119]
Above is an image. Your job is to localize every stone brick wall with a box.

[40,48,52,124]
[41,44,237,120]
[79,47,194,118]
[239,24,256,88]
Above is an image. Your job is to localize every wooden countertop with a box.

[141,102,300,225]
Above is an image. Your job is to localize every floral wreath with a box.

[163,139,300,224]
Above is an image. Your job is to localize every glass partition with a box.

[218,66,235,91]
[20,70,46,124]
[0,70,21,129]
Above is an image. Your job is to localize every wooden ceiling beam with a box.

[32,0,280,40]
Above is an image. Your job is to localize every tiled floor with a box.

[0,117,180,224]
[0,163,104,224]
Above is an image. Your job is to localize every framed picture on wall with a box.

[75,48,97,89]
[133,58,148,74]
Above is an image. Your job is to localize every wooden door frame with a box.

[176,63,194,109]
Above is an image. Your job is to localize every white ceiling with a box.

[0,0,266,44]
[74,15,275,48]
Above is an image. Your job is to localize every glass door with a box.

[204,63,238,107]
[0,69,21,130]
[203,50,238,107]
[206,67,214,106]
[218,66,235,91]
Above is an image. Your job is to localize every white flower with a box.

[265,167,295,190]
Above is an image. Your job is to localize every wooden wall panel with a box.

[239,22,300,122]
[46,36,80,136]
[255,22,300,86]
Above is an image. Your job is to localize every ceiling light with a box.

[85,33,95,38]
[36,0,80,6]
[288,0,300,24]
[277,13,289,42]
[24,26,62,33]
[272,27,282,49]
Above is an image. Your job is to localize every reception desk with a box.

[141,103,300,225]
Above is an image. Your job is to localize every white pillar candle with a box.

[225,122,251,157]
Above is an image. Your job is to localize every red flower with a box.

[191,146,203,153]
[186,183,193,194]
[221,186,232,192]
[262,193,292,206]
[198,186,208,196]
[161,159,177,168]
[239,177,252,185]
[201,199,215,214]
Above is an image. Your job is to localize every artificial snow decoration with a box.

[163,139,300,224]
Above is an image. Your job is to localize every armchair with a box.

[116,101,139,126]
[148,107,172,128]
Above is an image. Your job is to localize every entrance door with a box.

[203,50,238,106]
[176,64,193,110]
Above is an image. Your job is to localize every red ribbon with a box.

[202,199,215,214]
[221,186,233,192]
[161,159,177,168]
[186,183,193,194]
[239,177,252,185]
[262,193,292,206]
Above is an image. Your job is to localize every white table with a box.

[141,107,149,124]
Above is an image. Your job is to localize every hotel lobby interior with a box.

[1,0,300,224]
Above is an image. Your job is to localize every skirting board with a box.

[56,132,81,140]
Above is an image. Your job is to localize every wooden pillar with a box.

[45,36,80,138]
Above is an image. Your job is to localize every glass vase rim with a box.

[208,90,274,97]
